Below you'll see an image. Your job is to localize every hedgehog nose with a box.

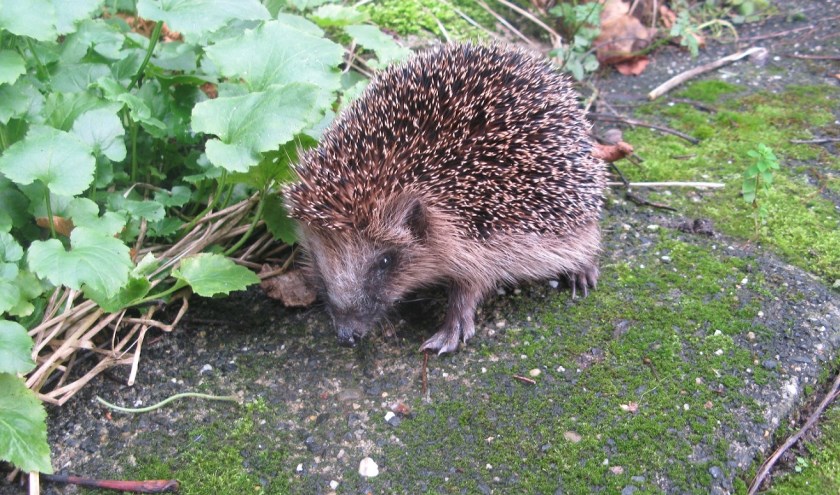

[336,326,357,347]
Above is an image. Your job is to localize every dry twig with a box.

[648,47,767,100]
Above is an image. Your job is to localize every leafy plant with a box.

[548,1,602,80]
[741,143,780,237]
[0,0,407,477]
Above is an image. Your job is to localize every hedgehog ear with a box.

[385,194,428,241]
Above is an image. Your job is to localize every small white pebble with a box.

[520,355,527,360]
[359,457,379,477]
[747,332,756,341]
[661,256,671,262]
[683,403,690,411]
[384,411,395,422]
[741,277,749,285]
[548,280,559,289]
[529,369,541,377]
[513,288,521,295]
[199,364,213,374]
[481,367,487,373]
[329,480,339,490]
[602,458,610,466]
[442,372,449,378]
[757,311,764,318]
[496,287,506,296]
[714,330,722,336]
[714,349,724,356]
[295,463,303,473]
[486,463,493,470]
[557,366,566,373]
[647,224,659,231]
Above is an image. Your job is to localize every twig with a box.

[648,47,768,100]
[790,137,840,144]
[422,351,429,396]
[609,163,677,211]
[473,0,537,47]
[785,53,840,61]
[492,0,563,45]
[589,112,701,144]
[96,392,240,413]
[41,474,179,493]
[513,374,537,385]
[748,372,840,495]
[607,181,725,189]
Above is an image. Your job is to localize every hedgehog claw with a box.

[567,264,599,299]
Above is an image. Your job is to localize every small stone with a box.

[486,463,493,470]
[295,463,304,474]
[714,349,724,356]
[709,466,723,479]
[384,411,395,422]
[713,329,722,336]
[359,457,379,477]
[631,476,646,483]
[199,364,213,374]
[683,403,689,411]
[757,311,764,318]
[529,369,541,377]
[329,480,339,490]
[557,366,566,373]
[564,431,582,443]
[741,277,749,285]
[762,359,777,370]
[647,224,659,231]
[661,256,671,262]
[747,332,756,341]
[610,466,624,475]
[548,279,559,288]
[622,486,638,495]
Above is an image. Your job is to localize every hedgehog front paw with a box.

[419,317,475,355]
[568,264,599,299]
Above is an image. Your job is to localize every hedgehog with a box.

[284,42,607,355]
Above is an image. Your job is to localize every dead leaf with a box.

[596,0,655,69]
[610,466,624,475]
[36,216,74,237]
[592,140,634,162]
[260,267,317,307]
[659,5,676,28]
[389,402,412,417]
[619,402,639,413]
[615,56,650,76]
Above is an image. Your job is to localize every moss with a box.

[676,80,744,103]
[91,399,291,495]
[621,83,840,284]
[361,0,498,39]
[371,233,772,493]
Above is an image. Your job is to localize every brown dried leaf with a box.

[260,267,317,307]
[390,402,412,417]
[619,401,639,413]
[659,5,676,29]
[615,56,650,76]
[36,216,74,237]
[592,141,634,162]
[596,0,655,67]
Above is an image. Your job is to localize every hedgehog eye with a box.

[377,255,392,270]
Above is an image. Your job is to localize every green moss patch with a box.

[768,405,840,494]
[622,83,840,283]
[364,233,771,493]
[362,0,498,39]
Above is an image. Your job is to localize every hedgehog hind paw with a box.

[568,265,599,299]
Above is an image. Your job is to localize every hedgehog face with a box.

[299,195,431,347]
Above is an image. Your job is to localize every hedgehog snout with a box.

[331,310,373,348]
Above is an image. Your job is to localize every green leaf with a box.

[0,126,95,197]
[309,4,368,27]
[0,79,44,124]
[51,62,111,93]
[6,270,44,318]
[263,194,298,245]
[137,0,270,39]
[52,0,105,35]
[0,232,23,263]
[191,83,327,172]
[66,198,126,236]
[0,50,26,85]
[71,106,127,162]
[275,13,325,35]
[106,194,166,222]
[154,186,191,208]
[172,253,259,297]
[229,135,315,189]
[42,91,109,131]
[0,373,52,473]
[760,170,774,188]
[0,320,35,374]
[344,25,410,69]
[287,0,336,11]
[27,226,132,297]
[85,276,151,313]
[0,278,21,315]
[0,0,57,41]
[204,19,343,93]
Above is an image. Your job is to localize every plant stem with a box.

[224,187,267,256]
[43,188,57,239]
[96,392,240,413]
[128,21,163,91]
[130,116,139,183]
[24,38,50,85]
[181,171,227,233]
[0,124,8,151]
[133,280,188,306]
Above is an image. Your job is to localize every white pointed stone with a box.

[359,457,379,477]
